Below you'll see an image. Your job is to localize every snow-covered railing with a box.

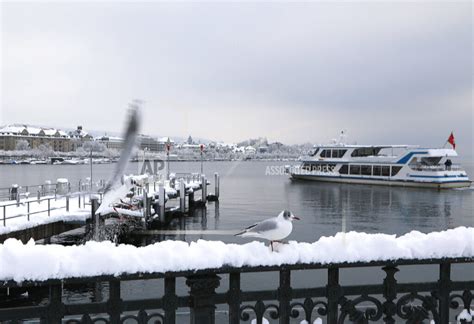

[0,228,473,323]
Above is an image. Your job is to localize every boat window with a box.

[382,166,390,176]
[331,149,347,158]
[351,147,382,157]
[320,150,330,158]
[373,165,381,176]
[310,148,320,157]
[420,157,441,165]
[361,165,372,176]
[391,166,402,176]
[350,165,361,175]
[339,164,348,174]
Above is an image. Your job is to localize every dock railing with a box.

[0,257,472,323]
[1,192,103,227]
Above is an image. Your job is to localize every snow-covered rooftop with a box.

[0,227,472,282]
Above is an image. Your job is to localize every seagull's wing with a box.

[235,218,278,236]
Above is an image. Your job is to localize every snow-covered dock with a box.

[0,226,472,282]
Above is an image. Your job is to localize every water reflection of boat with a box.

[289,144,471,189]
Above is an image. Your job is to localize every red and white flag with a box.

[447,132,456,150]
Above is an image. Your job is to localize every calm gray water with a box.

[1,160,473,322]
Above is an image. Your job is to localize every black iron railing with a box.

[0,258,472,323]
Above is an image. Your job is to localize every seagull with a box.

[235,210,300,251]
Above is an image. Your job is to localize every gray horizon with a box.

[1,1,472,156]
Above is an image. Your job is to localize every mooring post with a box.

[27,201,30,221]
[91,196,100,237]
[214,172,219,199]
[180,179,186,213]
[186,275,221,324]
[78,194,81,208]
[189,189,195,209]
[159,184,166,223]
[66,195,70,212]
[11,184,18,202]
[15,187,20,207]
[201,174,207,202]
[47,198,51,216]
[143,189,148,222]
[37,190,41,202]
[3,205,6,226]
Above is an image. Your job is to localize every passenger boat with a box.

[288,144,471,189]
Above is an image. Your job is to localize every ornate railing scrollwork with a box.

[338,294,383,323]
[289,297,328,323]
[119,309,164,324]
[240,300,279,324]
[65,315,110,323]
[450,289,473,312]
[396,292,439,323]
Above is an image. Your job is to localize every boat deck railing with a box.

[409,164,463,172]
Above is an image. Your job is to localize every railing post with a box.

[78,193,81,208]
[48,198,51,216]
[382,265,399,324]
[108,280,122,323]
[228,273,241,324]
[438,262,451,324]
[278,269,292,324]
[66,195,69,212]
[3,205,6,226]
[27,201,30,221]
[186,274,221,324]
[42,283,64,324]
[164,277,178,324]
[327,267,341,324]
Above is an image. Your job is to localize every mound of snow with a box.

[0,227,472,282]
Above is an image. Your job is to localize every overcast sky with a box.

[1,1,472,156]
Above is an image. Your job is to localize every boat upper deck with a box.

[302,144,458,165]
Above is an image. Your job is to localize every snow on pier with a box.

[0,195,90,235]
[0,226,472,282]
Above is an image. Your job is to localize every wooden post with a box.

[47,199,51,216]
[2,205,6,226]
[201,174,207,203]
[27,201,30,221]
[66,195,70,212]
[214,172,219,198]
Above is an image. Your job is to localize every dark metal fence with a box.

[0,258,472,323]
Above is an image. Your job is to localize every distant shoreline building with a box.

[0,124,73,152]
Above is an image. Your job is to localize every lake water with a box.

[1,160,473,322]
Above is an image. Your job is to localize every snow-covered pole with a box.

[143,189,148,221]
[179,179,186,213]
[159,184,165,223]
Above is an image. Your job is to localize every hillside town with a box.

[0,124,307,163]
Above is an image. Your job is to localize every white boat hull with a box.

[290,174,472,189]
